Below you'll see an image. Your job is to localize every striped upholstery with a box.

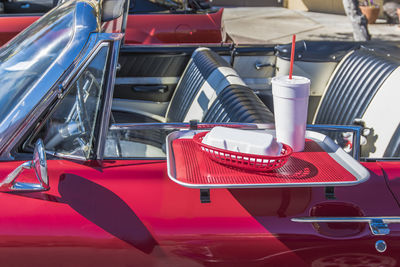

[315,48,398,125]
[203,85,274,123]
[314,47,400,158]
[166,48,231,122]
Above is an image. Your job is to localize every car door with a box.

[0,37,160,265]
[100,123,400,266]
[113,45,231,119]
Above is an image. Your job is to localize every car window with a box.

[105,126,169,158]
[29,46,109,159]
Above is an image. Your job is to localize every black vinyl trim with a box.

[117,53,189,77]
[275,40,361,62]
[233,45,275,56]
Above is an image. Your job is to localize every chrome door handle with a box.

[291,217,400,235]
[255,62,275,70]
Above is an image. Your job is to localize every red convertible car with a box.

[0,0,400,266]
[0,0,224,46]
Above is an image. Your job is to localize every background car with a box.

[0,0,224,46]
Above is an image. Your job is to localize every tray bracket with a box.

[325,186,336,200]
[200,189,210,203]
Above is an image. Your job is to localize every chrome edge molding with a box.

[292,216,400,235]
[97,34,123,161]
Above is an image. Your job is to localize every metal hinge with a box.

[370,219,390,235]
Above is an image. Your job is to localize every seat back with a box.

[314,48,398,125]
[165,47,245,122]
[203,85,274,123]
[314,47,400,157]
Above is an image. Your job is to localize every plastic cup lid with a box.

[272,75,310,98]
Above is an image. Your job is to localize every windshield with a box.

[0,1,75,123]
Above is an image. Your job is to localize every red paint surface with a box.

[173,138,357,185]
[0,16,39,46]
[0,160,397,266]
[124,9,223,45]
[0,8,223,47]
[378,161,400,205]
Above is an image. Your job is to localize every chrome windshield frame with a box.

[1,32,123,160]
[0,0,100,159]
[96,36,122,161]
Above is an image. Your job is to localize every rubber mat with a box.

[172,139,357,186]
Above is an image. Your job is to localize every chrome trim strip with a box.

[109,122,275,130]
[292,217,400,235]
[115,77,180,85]
[46,150,90,161]
[291,217,400,223]
[97,36,123,161]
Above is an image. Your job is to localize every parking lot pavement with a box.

[223,7,400,46]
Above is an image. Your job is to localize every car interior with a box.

[129,0,214,14]
[106,42,400,159]
[16,38,400,161]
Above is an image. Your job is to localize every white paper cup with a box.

[272,75,310,152]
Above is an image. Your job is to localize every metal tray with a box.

[166,130,370,189]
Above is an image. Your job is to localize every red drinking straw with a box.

[289,34,296,80]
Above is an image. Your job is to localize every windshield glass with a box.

[0,1,75,123]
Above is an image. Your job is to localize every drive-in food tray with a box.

[166,130,370,189]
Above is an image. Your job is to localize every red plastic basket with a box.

[192,131,293,172]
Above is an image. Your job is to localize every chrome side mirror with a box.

[0,139,49,192]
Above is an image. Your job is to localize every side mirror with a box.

[0,139,49,192]
[102,0,125,22]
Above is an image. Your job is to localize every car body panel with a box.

[0,4,223,46]
[378,161,400,205]
[0,160,398,266]
[124,8,223,44]
[0,15,39,46]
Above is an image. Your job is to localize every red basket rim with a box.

[192,131,293,159]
